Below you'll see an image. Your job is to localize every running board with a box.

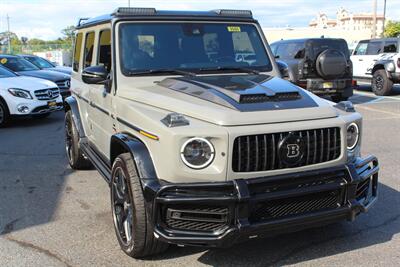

[80,140,112,184]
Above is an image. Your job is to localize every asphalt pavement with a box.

[0,86,399,267]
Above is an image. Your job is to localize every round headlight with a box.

[347,123,359,150]
[180,137,215,169]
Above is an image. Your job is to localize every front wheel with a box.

[372,70,393,96]
[111,153,168,258]
[0,99,10,128]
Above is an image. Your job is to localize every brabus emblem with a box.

[287,144,300,158]
[278,133,305,166]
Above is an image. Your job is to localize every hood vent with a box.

[240,92,301,103]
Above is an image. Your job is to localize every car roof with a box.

[77,7,256,29]
[358,37,400,43]
[272,38,346,44]
[0,54,18,58]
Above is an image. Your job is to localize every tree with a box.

[384,20,400,37]
[61,25,76,42]
[21,37,28,45]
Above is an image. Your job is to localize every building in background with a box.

[264,8,385,48]
[309,8,384,37]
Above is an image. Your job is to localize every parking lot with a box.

[0,86,399,267]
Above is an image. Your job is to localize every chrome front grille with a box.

[56,79,70,89]
[232,127,341,172]
[34,88,60,100]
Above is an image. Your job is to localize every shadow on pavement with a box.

[0,112,70,236]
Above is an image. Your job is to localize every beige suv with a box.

[64,7,379,258]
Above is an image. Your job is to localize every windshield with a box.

[119,22,272,75]
[0,66,17,78]
[24,56,55,69]
[0,57,40,71]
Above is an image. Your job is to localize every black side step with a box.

[80,140,112,184]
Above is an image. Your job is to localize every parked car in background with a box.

[19,54,72,75]
[0,55,71,98]
[270,38,354,102]
[351,38,400,95]
[0,66,62,127]
[65,7,379,258]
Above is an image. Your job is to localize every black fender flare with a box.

[372,59,394,74]
[64,96,86,138]
[110,133,160,201]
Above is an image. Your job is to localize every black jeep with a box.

[271,38,354,102]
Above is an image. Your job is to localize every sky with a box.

[0,0,399,40]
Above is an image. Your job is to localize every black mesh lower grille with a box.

[163,205,229,233]
[250,190,342,223]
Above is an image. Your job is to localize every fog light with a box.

[17,105,30,114]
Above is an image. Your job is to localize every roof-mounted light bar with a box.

[113,7,156,16]
[213,9,253,18]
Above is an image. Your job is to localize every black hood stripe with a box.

[158,74,318,112]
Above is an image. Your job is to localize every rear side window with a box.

[354,42,368,55]
[366,41,382,55]
[275,42,305,59]
[73,33,83,72]
[98,30,111,71]
[84,32,95,68]
[384,41,397,53]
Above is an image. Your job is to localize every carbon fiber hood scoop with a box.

[157,74,317,112]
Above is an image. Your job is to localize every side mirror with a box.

[275,60,290,79]
[82,65,108,84]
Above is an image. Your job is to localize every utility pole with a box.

[6,14,11,54]
[372,0,377,38]
[382,0,387,37]
[128,0,130,7]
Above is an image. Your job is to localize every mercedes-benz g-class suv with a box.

[351,38,400,96]
[65,8,379,258]
[270,38,354,102]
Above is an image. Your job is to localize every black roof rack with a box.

[76,7,255,29]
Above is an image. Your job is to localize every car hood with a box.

[46,66,72,75]
[17,70,70,82]
[119,74,339,126]
[0,76,58,92]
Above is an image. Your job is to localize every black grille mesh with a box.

[164,206,229,233]
[250,190,342,223]
[240,92,301,103]
[232,127,341,172]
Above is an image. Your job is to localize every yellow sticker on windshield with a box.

[0,58,7,64]
[227,26,241,32]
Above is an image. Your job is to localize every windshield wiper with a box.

[128,69,196,77]
[200,66,260,75]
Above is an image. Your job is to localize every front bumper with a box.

[144,155,379,247]
[300,78,353,96]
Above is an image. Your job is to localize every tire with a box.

[111,153,168,258]
[65,110,92,169]
[331,95,349,103]
[0,99,10,128]
[372,69,393,96]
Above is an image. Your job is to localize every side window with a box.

[73,33,83,72]
[354,42,368,55]
[275,44,287,59]
[384,41,397,53]
[98,30,111,71]
[366,41,383,55]
[83,32,95,68]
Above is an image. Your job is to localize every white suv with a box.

[0,67,63,127]
[351,38,400,95]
